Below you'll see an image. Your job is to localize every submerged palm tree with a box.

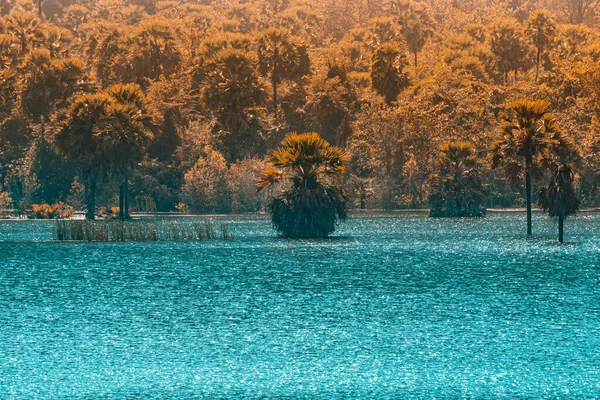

[257,132,349,238]
[429,141,486,217]
[490,100,575,235]
[538,164,579,243]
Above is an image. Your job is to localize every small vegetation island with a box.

[0,0,598,241]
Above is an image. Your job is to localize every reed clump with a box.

[54,220,234,242]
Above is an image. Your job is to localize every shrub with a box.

[30,202,75,219]
[181,147,231,214]
[0,191,12,217]
[228,158,269,213]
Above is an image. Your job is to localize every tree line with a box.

[0,0,599,218]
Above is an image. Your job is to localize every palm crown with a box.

[257,132,349,192]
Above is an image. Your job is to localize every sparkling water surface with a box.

[1,213,600,398]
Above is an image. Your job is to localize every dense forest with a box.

[1,0,600,215]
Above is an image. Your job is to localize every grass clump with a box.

[54,220,234,242]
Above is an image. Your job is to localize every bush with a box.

[30,202,75,219]
[228,158,268,213]
[181,147,231,214]
[0,191,12,217]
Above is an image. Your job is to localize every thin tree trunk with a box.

[273,79,278,115]
[86,178,96,220]
[525,156,532,236]
[124,178,130,219]
[535,48,540,82]
[119,177,130,221]
[558,214,564,243]
[119,181,125,220]
[414,51,418,71]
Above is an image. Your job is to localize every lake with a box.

[1,213,599,398]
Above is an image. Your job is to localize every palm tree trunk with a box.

[119,177,130,221]
[525,156,532,236]
[86,178,96,220]
[558,213,564,243]
[273,79,278,115]
[535,48,540,82]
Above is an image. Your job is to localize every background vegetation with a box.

[1,0,600,214]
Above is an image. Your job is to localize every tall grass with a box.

[54,220,234,242]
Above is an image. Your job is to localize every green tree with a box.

[538,164,579,243]
[53,93,111,220]
[525,10,556,82]
[99,84,157,220]
[490,100,576,235]
[429,141,486,218]
[389,0,434,70]
[489,18,530,84]
[201,48,266,161]
[370,43,410,105]
[256,28,310,114]
[257,132,349,238]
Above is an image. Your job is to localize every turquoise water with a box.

[1,213,600,398]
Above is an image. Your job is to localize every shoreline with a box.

[2,208,600,220]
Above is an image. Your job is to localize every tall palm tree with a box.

[256,28,310,114]
[489,18,530,85]
[202,48,266,161]
[370,42,410,105]
[490,100,576,235]
[257,132,349,238]
[538,164,579,243]
[53,93,112,220]
[429,141,486,218]
[388,0,434,70]
[526,10,556,82]
[100,83,157,220]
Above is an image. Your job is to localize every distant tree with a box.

[257,132,349,238]
[389,0,434,69]
[489,18,530,84]
[370,43,410,105]
[99,84,157,220]
[526,10,556,82]
[5,10,40,54]
[560,0,595,24]
[256,28,310,114]
[538,163,579,243]
[53,93,111,220]
[490,100,576,235]
[126,19,182,87]
[201,48,266,161]
[429,141,486,218]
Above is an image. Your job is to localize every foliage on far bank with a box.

[0,0,598,219]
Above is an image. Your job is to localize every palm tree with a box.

[256,28,310,114]
[526,10,556,82]
[490,100,576,235]
[538,164,579,243]
[388,0,434,70]
[53,93,112,220]
[489,18,530,85]
[370,42,410,105]
[100,84,157,220]
[256,132,349,238]
[202,48,266,161]
[429,141,486,218]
